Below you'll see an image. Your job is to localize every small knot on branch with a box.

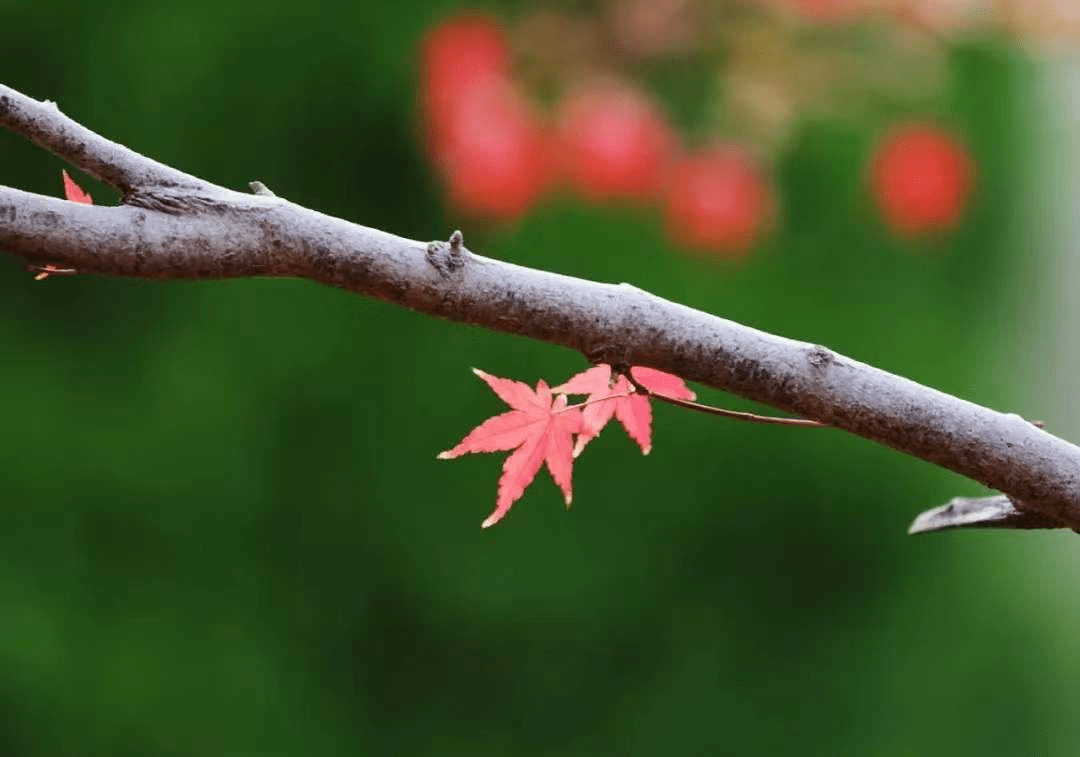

[908,494,1067,534]
[249,181,277,197]
[807,344,835,369]
[426,230,467,277]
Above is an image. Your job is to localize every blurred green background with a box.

[2,2,1079,756]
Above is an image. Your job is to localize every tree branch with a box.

[2,83,1077,534]
[0,85,208,194]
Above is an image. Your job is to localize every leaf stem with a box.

[621,371,826,428]
[558,392,635,414]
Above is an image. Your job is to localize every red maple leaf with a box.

[439,369,584,528]
[61,170,93,204]
[551,364,695,456]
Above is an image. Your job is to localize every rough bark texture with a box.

[2,83,1077,534]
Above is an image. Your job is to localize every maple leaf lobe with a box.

[62,170,93,205]
[439,369,582,528]
[552,364,694,457]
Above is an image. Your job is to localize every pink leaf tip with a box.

[61,170,93,205]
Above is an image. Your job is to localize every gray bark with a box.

[1,83,1076,534]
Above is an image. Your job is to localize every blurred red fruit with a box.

[870,122,974,236]
[554,81,676,203]
[434,74,551,221]
[419,13,511,119]
[664,145,772,257]
[417,13,549,221]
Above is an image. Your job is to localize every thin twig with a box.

[647,392,827,427]
[559,391,635,414]
[621,370,826,427]
[0,87,210,194]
